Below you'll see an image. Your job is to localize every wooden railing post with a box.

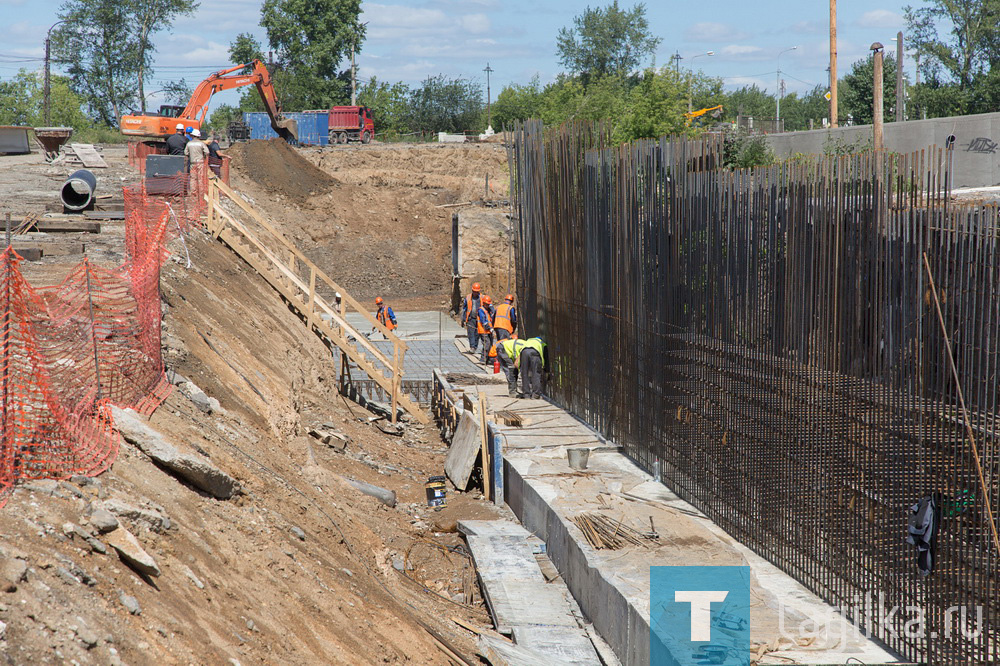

[391,343,400,424]
[308,267,317,324]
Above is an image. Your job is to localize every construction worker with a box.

[166,123,187,155]
[476,295,495,363]
[185,129,209,167]
[460,283,482,354]
[374,297,397,336]
[496,336,547,398]
[496,338,527,397]
[207,132,224,177]
[493,294,517,340]
[519,337,548,398]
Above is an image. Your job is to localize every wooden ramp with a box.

[204,178,427,424]
[68,143,108,168]
[460,520,603,664]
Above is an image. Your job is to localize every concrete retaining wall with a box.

[765,112,1000,188]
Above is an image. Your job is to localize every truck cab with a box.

[328,106,375,144]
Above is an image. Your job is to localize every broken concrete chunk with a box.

[307,424,350,450]
[99,499,170,534]
[119,592,141,615]
[106,527,160,578]
[1,558,27,592]
[87,508,119,534]
[180,381,214,413]
[290,526,306,541]
[182,566,205,590]
[112,406,241,499]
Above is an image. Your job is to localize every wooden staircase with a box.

[203,177,427,424]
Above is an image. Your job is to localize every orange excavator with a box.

[120,60,298,142]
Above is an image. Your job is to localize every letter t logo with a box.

[674,590,729,641]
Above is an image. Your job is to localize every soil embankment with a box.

[0,147,503,664]
[225,140,509,310]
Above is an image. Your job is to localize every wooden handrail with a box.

[212,179,407,350]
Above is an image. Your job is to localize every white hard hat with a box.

[335,292,342,300]
[192,128,201,137]
[175,123,184,130]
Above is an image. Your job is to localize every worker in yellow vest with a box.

[493,294,517,340]
[497,336,547,398]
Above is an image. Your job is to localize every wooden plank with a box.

[13,242,84,257]
[83,211,124,220]
[11,248,42,261]
[445,411,481,491]
[479,393,490,497]
[69,143,107,168]
[31,220,100,233]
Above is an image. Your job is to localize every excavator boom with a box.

[120,60,297,142]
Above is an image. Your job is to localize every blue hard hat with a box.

[185,126,193,134]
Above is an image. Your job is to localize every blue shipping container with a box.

[242,112,329,146]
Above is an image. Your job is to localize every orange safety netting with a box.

[127,141,230,184]
[0,163,212,505]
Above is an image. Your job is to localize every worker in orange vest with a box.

[493,294,517,341]
[460,283,482,354]
[476,295,495,363]
[373,297,397,336]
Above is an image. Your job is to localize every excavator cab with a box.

[157,105,185,118]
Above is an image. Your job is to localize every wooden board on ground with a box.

[84,211,124,220]
[68,143,107,168]
[13,243,84,258]
[11,248,42,261]
[444,410,481,491]
[31,220,101,234]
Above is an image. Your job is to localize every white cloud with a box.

[685,22,750,43]
[721,45,765,58]
[460,13,491,34]
[857,9,903,28]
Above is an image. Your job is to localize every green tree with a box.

[491,76,544,130]
[205,103,242,134]
[614,67,690,142]
[356,77,411,135]
[556,2,661,79]
[253,0,362,109]
[904,0,997,92]
[780,85,831,131]
[724,85,775,120]
[229,33,265,72]
[407,74,483,133]
[52,0,198,124]
[840,53,899,125]
[0,69,99,132]
[162,79,193,106]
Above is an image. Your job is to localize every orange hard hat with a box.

[482,295,492,305]
[375,296,383,305]
[472,283,481,292]
[505,294,514,302]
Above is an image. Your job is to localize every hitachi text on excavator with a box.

[120,60,298,143]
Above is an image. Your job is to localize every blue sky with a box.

[1,0,912,111]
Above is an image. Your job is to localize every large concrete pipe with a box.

[61,169,97,212]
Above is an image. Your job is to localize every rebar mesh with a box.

[510,119,999,663]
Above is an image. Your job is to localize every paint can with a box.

[425,476,447,508]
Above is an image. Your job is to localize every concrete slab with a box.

[447,378,903,666]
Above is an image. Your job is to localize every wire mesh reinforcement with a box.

[0,164,211,505]
[509,120,999,664]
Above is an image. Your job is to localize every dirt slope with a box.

[0,152,504,663]
[225,140,509,310]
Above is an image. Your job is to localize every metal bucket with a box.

[567,447,590,471]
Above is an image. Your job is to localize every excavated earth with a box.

[225,140,510,310]
[0,144,508,664]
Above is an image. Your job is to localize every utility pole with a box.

[776,46,797,130]
[830,0,838,127]
[872,42,885,151]
[671,50,682,74]
[895,31,904,122]
[44,20,66,127]
[350,21,369,107]
[484,62,494,131]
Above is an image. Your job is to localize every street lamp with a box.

[44,19,67,126]
[687,51,715,112]
[775,46,798,129]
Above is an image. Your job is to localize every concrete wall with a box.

[765,111,1000,188]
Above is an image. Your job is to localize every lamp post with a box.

[44,19,67,126]
[775,46,797,130]
[890,33,904,121]
[350,21,369,106]
[484,62,494,131]
[687,51,714,112]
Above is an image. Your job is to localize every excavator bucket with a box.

[272,117,298,144]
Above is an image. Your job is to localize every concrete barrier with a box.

[765,111,1000,188]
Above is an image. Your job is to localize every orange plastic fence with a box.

[127,140,230,184]
[0,163,212,504]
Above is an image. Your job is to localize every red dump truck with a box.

[329,106,375,144]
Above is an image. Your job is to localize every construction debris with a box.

[572,512,652,550]
[308,423,351,450]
